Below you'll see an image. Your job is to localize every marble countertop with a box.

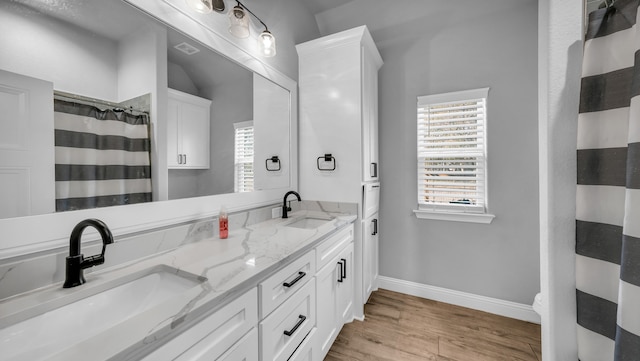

[0,210,356,361]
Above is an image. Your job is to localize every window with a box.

[234,121,254,193]
[414,88,494,223]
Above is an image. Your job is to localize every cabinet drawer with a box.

[287,328,317,361]
[259,250,315,318]
[141,288,257,361]
[316,225,354,270]
[217,328,258,361]
[260,279,316,361]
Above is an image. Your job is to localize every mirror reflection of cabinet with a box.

[167,89,212,169]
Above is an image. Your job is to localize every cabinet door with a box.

[337,242,354,323]
[179,101,210,168]
[167,97,181,168]
[217,328,258,361]
[315,258,341,360]
[362,214,378,303]
[361,48,379,182]
[139,288,257,361]
[167,89,211,169]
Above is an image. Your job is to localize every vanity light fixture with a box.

[228,0,277,57]
[186,0,276,57]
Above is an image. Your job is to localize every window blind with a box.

[417,88,488,213]
[234,121,254,193]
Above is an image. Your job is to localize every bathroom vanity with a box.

[0,208,356,360]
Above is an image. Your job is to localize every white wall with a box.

[316,0,540,305]
[0,2,119,100]
[538,0,582,359]
[202,78,253,195]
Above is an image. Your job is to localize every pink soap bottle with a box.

[219,206,228,239]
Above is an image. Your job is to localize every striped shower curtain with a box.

[576,0,640,360]
[54,99,152,211]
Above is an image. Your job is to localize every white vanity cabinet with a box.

[314,226,355,360]
[139,288,257,361]
[297,26,382,320]
[167,88,211,169]
[135,223,354,361]
[217,328,259,361]
[363,213,379,302]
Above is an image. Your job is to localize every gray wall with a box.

[203,77,253,195]
[246,0,323,81]
[316,0,540,304]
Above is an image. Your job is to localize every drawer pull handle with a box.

[337,260,344,283]
[283,271,306,288]
[284,315,306,336]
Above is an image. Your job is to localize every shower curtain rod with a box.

[54,90,149,114]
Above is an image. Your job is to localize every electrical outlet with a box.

[272,207,282,219]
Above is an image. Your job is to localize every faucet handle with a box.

[83,240,109,267]
[82,254,105,268]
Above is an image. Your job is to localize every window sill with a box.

[413,209,495,224]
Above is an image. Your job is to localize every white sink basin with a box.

[285,216,332,229]
[0,265,205,360]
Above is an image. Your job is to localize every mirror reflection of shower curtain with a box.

[54,99,152,211]
[576,0,640,360]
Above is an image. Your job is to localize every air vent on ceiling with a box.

[174,42,200,55]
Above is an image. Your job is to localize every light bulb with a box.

[259,30,276,57]
[228,5,250,38]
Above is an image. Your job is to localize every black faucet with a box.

[282,191,301,219]
[63,219,114,288]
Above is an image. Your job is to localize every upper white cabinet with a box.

[297,26,382,319]
[297,25,383,203]
[361,47,380,182]
[167,88,211,169]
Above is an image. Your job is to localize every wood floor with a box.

[326,289,541,361]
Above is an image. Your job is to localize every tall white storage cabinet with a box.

[297,26,383,320]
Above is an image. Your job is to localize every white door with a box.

[179,101,209,168]
[337,242,354,323]
[363,214,379,302]
[0,69,55,218]
[315,258,340,360]
[167,97,181,167]
[361,49,379,182]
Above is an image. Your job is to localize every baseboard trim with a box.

[377,276,541,324]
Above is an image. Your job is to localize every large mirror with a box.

[0,0,291,220]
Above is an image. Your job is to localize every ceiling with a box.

[300,0,354,16]
[11,0,354,92]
